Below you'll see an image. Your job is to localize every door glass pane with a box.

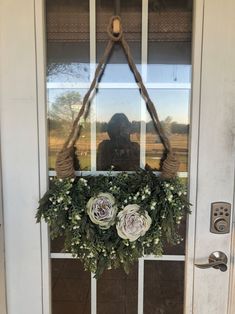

[145,89,190,172]
[144,261,184,314]
[97,264,138,314]
[47,0,90,83]
[52,259,91,314]
[96,0,141,83]
[48,88,91,171]
[96,89,141,171]
[147,0,192,84]
[46,0,193,313]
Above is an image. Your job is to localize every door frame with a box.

[0,0,235,313]
[35,0,52,313]
[35,0,235,312]
[186,0,235,313]
[35,0,202,312]
[183,0,204,311]
[0,147,7,314]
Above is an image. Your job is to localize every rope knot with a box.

[107,16,123,42]
[55,147,76,179]
[160,151,180,179]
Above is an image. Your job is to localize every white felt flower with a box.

[86,193,117,229]
[116,204,152,242]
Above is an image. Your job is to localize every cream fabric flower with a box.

[86,193,117,229]
[116,204,152,242]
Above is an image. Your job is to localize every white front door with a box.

[0,1,235,314]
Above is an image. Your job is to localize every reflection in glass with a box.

[97,113,140,170]
[51,259,91,314]
[96,89,141,171]
[96,0,141,83]
[47,0,193,311]
[96,42,141,83]
[163,216,186,255]
[97,264,138,314]
[149,0,192,10]
[48,89,91,171]
[46,0,90,83]
[145,89,190,172]
[51,236,65,253]
[144,261,184,314]
[147,0,192,83]
[147,61,191,84]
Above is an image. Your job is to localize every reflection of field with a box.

[49,129,91,170]
[49,132,188,172]
[145,133,188,172]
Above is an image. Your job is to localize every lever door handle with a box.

[195,251,228,272]
[195,260,227,272]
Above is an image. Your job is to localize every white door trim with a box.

[34,0,202,313]
[192,0,235,313]
[184,0,204,312]
[226,2,235,312]
[0,146,7,314]
[228,217,235,313]
[34,0,51,313]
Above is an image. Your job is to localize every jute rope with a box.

[55,16,179,179]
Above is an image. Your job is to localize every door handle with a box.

[195,251,228,272]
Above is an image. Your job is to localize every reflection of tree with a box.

[95,118,189,136]
[146,117,188,135]
[49,91,82,123]
[149,0,166,11]
[149,0,191,11]
[47,63,89,82]
[96,122,108,133]
[48,90,189,139]
[161,116,172,138]
[171,122,189,134]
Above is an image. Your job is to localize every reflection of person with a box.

[97,113,140,170]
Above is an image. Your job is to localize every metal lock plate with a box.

[210,202,231,234]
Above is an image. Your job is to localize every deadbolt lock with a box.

[210,202,231,234]
[214,218,228,232]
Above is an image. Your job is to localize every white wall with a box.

[0,0,43,313]
[0,149,7,314]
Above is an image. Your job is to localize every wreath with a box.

[36,16,191,278]
[36,171,189,277]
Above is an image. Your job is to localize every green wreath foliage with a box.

[36,170,190,278]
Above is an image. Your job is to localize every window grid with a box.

[48,1,188,313]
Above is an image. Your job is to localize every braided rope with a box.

[55,146,76,179]
[120,37,171,153]
[161,152,180,179]
[56,16,179,179]
[55,40,115,178]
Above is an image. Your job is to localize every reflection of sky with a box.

[96,89,190,124]
[148,89,190,123]
[96,89,141,122]
[47,63,191,84]
[48,88,190,124]
[147,64,191,83]
[47,63,191,124]
[99,64,191,84]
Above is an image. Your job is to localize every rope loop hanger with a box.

[55,16,180,179]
